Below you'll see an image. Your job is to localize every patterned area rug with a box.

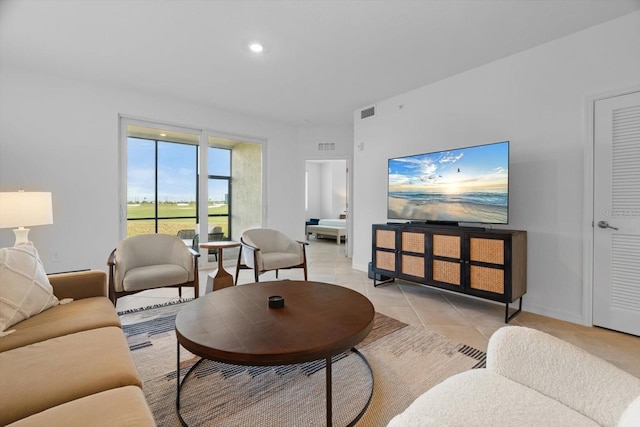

[121,301,486,427]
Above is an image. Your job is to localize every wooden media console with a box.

[371,223,527,322]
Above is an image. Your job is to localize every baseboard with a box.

[353,263,369,273]
[522,302,587,326]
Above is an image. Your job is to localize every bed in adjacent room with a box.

[306,219,347,244]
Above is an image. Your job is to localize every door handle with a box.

[597,220,619,230]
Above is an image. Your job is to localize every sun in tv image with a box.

[388,141,509,224]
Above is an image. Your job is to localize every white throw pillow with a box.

[0,242,59,334]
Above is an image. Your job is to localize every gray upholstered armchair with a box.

[107,234,199,305]
[235,228,308,284]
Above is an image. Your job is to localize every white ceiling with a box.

[2,0,639,126]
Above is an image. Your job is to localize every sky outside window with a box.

[208,147,231,203]
[128,139,232,204]
[127,137,197,203]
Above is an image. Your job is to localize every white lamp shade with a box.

[0,192,53,228]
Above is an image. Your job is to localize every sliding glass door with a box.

[119,118,264,265]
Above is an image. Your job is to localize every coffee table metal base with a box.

[175,342,374,427]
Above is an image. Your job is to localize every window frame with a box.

[119,116,266,266]
[125,137,200,235]
[206,146,232,238]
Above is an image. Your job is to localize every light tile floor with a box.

[115,238,640,378]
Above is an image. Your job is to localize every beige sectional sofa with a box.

[388,326,640,427]
[0,270,156,426]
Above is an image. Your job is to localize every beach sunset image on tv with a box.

[388,141,509,224]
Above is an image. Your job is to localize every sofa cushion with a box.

[0,326,142,425]
[0,243,59,333]
[487,326,640,427]
[48,270,108,300]
[7,386,156,427]
[0,297,121,352]
[387,369,599,427]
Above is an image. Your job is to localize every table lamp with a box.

[0,191,53,246]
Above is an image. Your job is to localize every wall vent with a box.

[318,142,336,151]
[361,106,375,119]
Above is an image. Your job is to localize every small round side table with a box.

[199,241,241,293]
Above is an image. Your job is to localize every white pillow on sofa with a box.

[0,242,59,334]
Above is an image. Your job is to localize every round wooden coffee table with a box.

[175,280,375,426]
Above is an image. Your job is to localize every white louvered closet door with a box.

[593,91,640,336]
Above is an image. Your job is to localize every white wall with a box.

[0,66,302,272]
[297,125,353,159]
[320,161,347,218]
[306,160,347,219]
[326,161,347,218]
[353,12,640,324]
[306,162,322,218]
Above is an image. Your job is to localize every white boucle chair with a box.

[235,228,308,284]
[387,326,640,427]
[107,234,199,305]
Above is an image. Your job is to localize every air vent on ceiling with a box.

[318,142,336,151]
[361,106,375,119]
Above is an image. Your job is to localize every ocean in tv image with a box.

[388,141,509,224]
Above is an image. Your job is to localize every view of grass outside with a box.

[126,203,229,237]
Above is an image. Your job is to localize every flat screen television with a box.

[387,141,509,225]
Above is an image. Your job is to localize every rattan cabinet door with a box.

[399,231,426,279]
[466,235,508,300]
[429,232,463,290]
[373,225,397,274]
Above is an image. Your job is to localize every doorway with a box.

[305,159,349,255]
[591,91,640,336]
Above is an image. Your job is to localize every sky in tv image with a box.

[388,141,509,224]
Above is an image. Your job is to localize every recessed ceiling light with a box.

[160,133,166,137]
[248,42,264,53]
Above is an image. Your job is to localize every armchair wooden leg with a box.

[302,244,308,281]
[235,246,243,285]
[194,254,199,299]
[108,288,117,306]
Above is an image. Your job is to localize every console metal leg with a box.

[505,297,523,323]
[373,277,395,287]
